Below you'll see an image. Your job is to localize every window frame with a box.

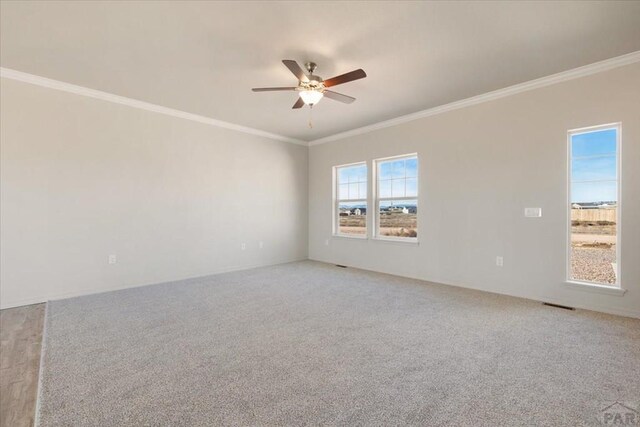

[566,123,621,288]
[373,153,419,243]
[333,161,368,239]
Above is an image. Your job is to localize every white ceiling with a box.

[2,1,640,142]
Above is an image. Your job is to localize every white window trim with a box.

[563,280,626,296]
[566,122,622,289]
[372,236,420,245]
[333,161,368,239]
[373,153,419,243]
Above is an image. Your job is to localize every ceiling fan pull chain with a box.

[308,105,313,129]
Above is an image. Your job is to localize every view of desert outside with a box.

[570,128,618,285]
[377,156,418,239]
[378,200,417,238]
[337,164,367,235]
[338,201,366,235]
[337,157,418,238]
[338,201,418,237]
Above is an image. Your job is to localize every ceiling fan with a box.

[252,60,367,109]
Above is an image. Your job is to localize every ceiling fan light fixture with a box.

[299,89,323,106]
[252,60,366,112]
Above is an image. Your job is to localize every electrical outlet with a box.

[496,256,503,267]
[259,241,264,249]
[108,254,117,265]
[241,243,246,250]
[325,239,330,246]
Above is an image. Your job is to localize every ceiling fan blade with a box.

[292,97,305,109]
[323,90,355,104]
[323,69,367,88]
[282,60,309,83]
[252,87,297,92]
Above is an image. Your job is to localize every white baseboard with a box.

[307,257,640,319]
[0,257,307,310]
[5,257,637,319]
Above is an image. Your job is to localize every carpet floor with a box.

[37,261,640,426]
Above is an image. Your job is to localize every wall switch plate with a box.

[524,207,542,217]
[496,256,504,267]
[325,239,330,246]
[241,243,246,250]
[259,241,264,249]
[108,254,117,264]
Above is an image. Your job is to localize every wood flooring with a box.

[0,304,45,427]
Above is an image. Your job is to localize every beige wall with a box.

[0,78,308,309]
[2,63,639,318]
[309,63,640,318]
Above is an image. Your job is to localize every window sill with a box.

[372,237,419,245]
[333,234,367,240]
[563,281,626,296]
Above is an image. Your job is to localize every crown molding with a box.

[0,67,308,146]
[309,50,640,146]
[3,50,639,148]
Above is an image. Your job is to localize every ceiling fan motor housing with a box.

[304,62,324,88]
[300,77,324,91]
[251,59,366,109]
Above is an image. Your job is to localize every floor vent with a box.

[543,302,575,311]
[335,265,348,268]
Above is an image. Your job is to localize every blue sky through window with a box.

[338,164,367,184]
[571,128,617,203]
[338,164,367,200]
[378,156,418,199]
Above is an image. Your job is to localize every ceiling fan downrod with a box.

[305,62,318,75]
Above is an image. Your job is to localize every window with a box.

[334,162,367,236]
[374,154,418,240]
[568,124,620,287]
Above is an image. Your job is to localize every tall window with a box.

[375,154,418,240]
[334,162,367,236]
[568,124,620,286]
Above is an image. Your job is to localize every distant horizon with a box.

[339,201,417,209]
[572,200,616,204]
[571,201,616,206]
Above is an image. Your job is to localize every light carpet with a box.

[37,261,640,426]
